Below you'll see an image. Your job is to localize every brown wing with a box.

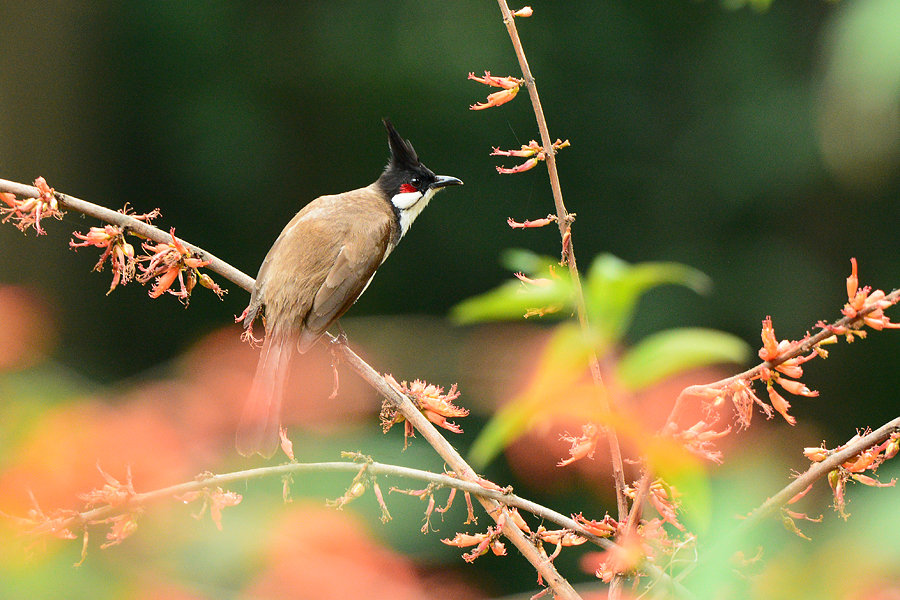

[298,216,393,351]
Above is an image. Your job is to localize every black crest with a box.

[383,118,420,170]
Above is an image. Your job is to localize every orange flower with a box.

[467,71,523,90]
[467,71,524,110]
[495,156,539,173]
[0,177,64,234]
[442,526,506,562]
[535,528,587,546]
[838,258,899,332]
[507,214,557,229]
[208,488,242,531]
[136,228,225,304]
[381,376,468,441]
[99,512,140,549]
[758,316,783,362]
[590,530,645,583]
[513,6,534,17]
[674,420,731,464]
[70,225,136,294]
[79,465,136,508]
[803,447,828,462]
[558,423,600,467]
[767,385,796,425]
[730,379,772,428]
[776,377,819,397]
[491,139,570,174]
[279,426,295,461]
[573,513,618,537]
[177,485,242,531]
[470,86,520,110]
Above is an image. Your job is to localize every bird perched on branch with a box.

[236,119,463,457]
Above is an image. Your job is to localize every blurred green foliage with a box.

[457,251,748,464]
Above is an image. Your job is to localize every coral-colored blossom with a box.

[674,420,731,464]
[776,377,819,397]
[758,316,786,362]
[467,71,523,110]
[491,139,570,174]
[803,446,828,462]
[591,531,645,583]
[136,228,226,304]
[381,376,468,443]
[208,488,242,530]
[467,71,523,90]
[638,480,685,532]
[513,6,534,17]
[730,379,772,428]
[787,483,814,505]
[470,86,520,110]
[441,526,506,562]
[0,177,65,234]
[558,423,600,467]
[2,492,79,541]
[573,513,618,537]
[79,465,136,508]
[836,259,900,333]
[810,429,900,519]
[536,528,586,547]
[496,157,539,174]
[177,485,242,530]
[514,272,553,287]
[851,473,896,487]
[766,385,796,426]
[491,140,543,158]
[70,225,136,294]
[507,215,557,229]
[99,512,140,549]
[279,426,295,461]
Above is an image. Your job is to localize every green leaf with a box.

[499,248,557,275]
[584,255,712,342]
[468,323,594,468]
[616,328,750,391]
[450,250,574,324]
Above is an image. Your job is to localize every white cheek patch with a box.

[396,187,439,238]
[390,191,422,210]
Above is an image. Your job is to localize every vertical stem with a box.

[494,0,629,522]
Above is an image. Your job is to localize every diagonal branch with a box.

[664,287,900,429]
[737,415,900,535]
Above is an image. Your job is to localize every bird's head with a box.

[377,118,462,237]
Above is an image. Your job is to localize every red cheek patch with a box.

[400,183,417,194]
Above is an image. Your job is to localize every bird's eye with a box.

[410,177,421,188]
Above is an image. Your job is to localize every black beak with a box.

[431,175,464,190]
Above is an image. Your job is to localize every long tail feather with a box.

[236,333,295,458]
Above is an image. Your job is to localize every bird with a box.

[235,118,463,457]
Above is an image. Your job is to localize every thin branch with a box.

[494,0,629,524]
[0,177,578,599]
[674,415,900,585]
[664,287,900,429]
[736,415,900,535]
[50,460,615,549]
[0,178,253,292]
[51,456,691,598]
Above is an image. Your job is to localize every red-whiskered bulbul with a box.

[236,119,463,457]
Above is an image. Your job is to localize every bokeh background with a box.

[1,1,899,598]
